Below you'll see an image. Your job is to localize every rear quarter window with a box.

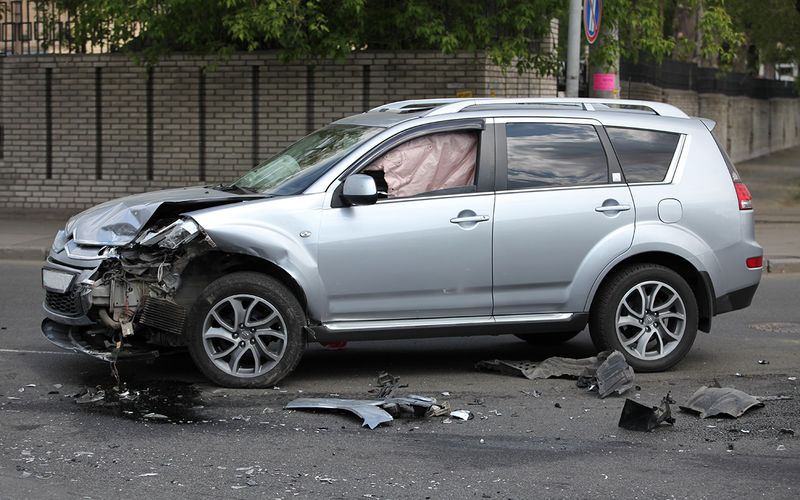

[606,127,680,183]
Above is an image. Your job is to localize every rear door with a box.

[492,119,635,315]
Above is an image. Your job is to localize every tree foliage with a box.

[40,0,561,73]
[576,0,746,72]
[727,0,800,72]
[35,0,800,77]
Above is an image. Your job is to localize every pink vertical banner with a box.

[593,73,615,91]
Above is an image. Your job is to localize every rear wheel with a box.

[589,264,698,372]
[186,272,306,387]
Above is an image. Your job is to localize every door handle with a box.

[450,215,490,224]
[595,205,631,212]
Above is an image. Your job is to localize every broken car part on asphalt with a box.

[476,350,634,398]
[475,351,614,380]
[580,351,635,398]
[618,393,676,432]
[285,372,464,429]
[679,386,765,418]
[285,396,450,430]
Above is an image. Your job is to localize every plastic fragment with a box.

[594,351,635,398]
[679,386,764,418]
[286,395,449,429]
[618,393,676,432]
[143,412,169,420]
[476,351,613,380]
[449,410,473,421]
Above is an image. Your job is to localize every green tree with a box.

[727,0,800,75]
[571,0,746,73]
[39,0,562,73]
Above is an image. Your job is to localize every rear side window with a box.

[606,127,680,183]
[505,123,608,189]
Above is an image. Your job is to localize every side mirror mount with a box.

[341,174,378,206]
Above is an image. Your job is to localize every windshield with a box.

[236,124,382,195]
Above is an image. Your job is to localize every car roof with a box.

[334,98,709,131]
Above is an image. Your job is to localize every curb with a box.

[0,248,49,261]
[766,257,800,274]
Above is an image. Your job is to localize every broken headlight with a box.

[136,218,201,249]
[51,229,70,253]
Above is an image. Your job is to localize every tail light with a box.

[746,256,762,269]
[734,182,752,210]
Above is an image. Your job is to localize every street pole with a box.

[566,0,582,97]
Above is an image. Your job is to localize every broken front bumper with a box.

[41,319,160,362]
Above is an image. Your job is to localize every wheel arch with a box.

[588,251,714,333]
[175,251,310,319]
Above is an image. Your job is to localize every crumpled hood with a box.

[67,186,260,246]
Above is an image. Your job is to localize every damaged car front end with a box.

[41,189,254,363]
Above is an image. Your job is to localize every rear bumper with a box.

[714,283,759,315]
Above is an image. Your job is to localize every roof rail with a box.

[369,99,463,114]
[370,98,689,119]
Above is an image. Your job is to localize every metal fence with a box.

[0,0,109,55]
[621,58,797,99]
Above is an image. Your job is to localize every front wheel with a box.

[589,264,698,372]
[186,272,306,387]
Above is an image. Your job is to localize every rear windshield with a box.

[236,124,382,195]
[606,127,680,183]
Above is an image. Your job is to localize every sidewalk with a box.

[1,146,798,272]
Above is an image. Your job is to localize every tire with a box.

[515,330,583,345]
[186,272,306,388]
[589,264,698,372]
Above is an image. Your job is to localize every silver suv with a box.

[41,98,763,387]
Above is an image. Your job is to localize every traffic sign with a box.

[584,0,601,44]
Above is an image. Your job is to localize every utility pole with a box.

[566,0,582,97]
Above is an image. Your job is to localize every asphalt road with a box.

[1,260,798,499]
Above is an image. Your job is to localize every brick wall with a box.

[0,51,556,211]
[2,49,796,212]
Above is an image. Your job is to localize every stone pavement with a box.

[0,146,798,272]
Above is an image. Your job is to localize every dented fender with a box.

[189,194,328,320]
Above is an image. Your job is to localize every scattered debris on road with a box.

[72,381,205,423]
[285,372,470,429]
[618,393,676,432]
[285,395,450,429]
[450,410,473,421]
[475,351,615,380]
[477,350,634,398]
[579,351,635,398]
[679,386,765,418]
[369,371,406,398]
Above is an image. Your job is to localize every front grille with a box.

[45,290,83,316]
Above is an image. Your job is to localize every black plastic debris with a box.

[476,351,613,380]
[370,371,407,398]
[618,393,676,432]
[679,386,765,418]
[285,395,449,429]
[593,351,635,398]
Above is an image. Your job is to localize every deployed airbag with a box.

[366,132,477,198]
